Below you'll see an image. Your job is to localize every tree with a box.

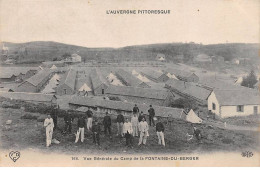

[169,98,198,111]
[241,70,257,88]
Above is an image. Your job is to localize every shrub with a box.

[21,113,39,120]
[241,70,257,88]
[169,98,198,110]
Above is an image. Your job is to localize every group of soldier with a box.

[115,104,166,148]
[43,104,166,148]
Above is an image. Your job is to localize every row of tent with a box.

[42,73,60,94]
[42,71,92,94]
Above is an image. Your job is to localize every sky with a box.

[0,0,259,47]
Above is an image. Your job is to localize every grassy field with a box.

[0,107,259,155]
[223,115,260,127]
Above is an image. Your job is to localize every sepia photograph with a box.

[0,0,259,167]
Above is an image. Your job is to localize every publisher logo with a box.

[9,151,21,162]
[241,151,253,158]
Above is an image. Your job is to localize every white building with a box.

[156,53,166,61]
[208,89,260,118]
[71,54,82,62]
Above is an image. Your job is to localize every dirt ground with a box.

[0,107,259,155]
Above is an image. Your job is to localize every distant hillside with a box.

[0,41,258,64]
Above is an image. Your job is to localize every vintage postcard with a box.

[0,0,259,167]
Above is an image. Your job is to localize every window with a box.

[237,105,244,112]
[102,89,104,94]
[64,89,67,94]
[212,103,216,110]
[254,106,258,114]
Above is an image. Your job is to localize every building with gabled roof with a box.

[17,69,53,92]
[69,96,184,119]
[0,91,57,105]
[165,68,199,83]
[42,60,65,67]
[156,53,166,61]
[0,67,38,83]
[90,68,109,95]
[198,77,247,91]
[115,69,150,88]
[70,96,97,109]
[56,69,77,95]
[140,68,169,83]
[71,53,82,62]
[105,85,175,106]
[165,79,211,105]
[211,56,225,63]
[208,89,260,118]
[0,88,14,92]
[193,54,211,62]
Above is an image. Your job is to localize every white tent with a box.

[185,109,202,124]
[79,83,92,92]
[50,65,57,70]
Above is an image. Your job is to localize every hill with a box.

[0,41,259,64]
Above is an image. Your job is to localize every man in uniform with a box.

[138,117,149,146]
[133,104,139,115]
[138,111,146,122]
[148,105,155,126]
[123,118,133,147]
[131,113,139,137]
[64,112,73,133]
[103,112,112,136]
[86,108,93,131]
[44,113,54,147]
[116,112,124,137]
[193,126,202,141]
[156,117,165,147]
[75,115,86,143]
[92,120,101,146]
